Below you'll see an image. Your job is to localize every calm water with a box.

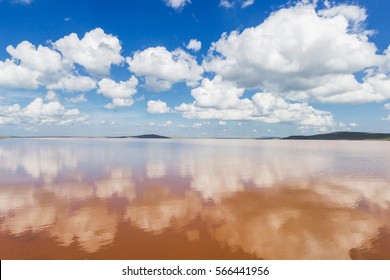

[0,138,389,259]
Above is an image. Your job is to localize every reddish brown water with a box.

[0,138,389,259]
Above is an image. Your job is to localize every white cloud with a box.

[47,74,97,92]
[220,0,254,9]
[241,0,254,8]
[0,37,97,92]
[53,28,124,76]
[0,40,63,89]
[0,104,21,114]
[337,121,359,130]
[45,90,58,102]
[176,76,334,127]
[65,94,87,103]
[0,103,21,125]
[186,39,201,52]
[220,0,234,8]
[127,47,203,91]
[251,92,334,127]
[318,4,367,32]
[23,98,80,117]
[284,73,390,104]
[6,41,65,75]
[192,122,202,128]
[176,98,333,127]
[147,100,172,114]
[0,98,86,126]
[176,102,252,121]
[349,122,358,128]
[97,76,138,108]
[204,3,389,104]
[146,120,173,127]
[219,121,227,126]
[164,0,190,9]
[0,59,39,89]
[103,98,134,109]
[190,75,245,109]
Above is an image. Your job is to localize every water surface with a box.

[0,138,389,259]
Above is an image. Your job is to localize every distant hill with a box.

[132,134,171,139]
[255,137,281,140]
[283,131,390,140]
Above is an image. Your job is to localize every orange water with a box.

[0,138,389,259]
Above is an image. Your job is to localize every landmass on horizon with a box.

[283,131,390,141]
[1,132,389,141]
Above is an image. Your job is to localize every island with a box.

[283,131,390,141]
[131,134,171,139]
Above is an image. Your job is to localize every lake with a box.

[0,138,389,259]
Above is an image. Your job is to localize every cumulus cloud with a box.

[186,39,201,52]
[176,97,333,127]
[0,40,69,89]
[53,28,124,76]
[47,74,97,92]
[164,0,190,9]
[251,92,334,126]
[97,76,138,108]
[23,98,79,117]
[318,4,367,32]
[127,46,203,91]
[0,33,101,92]
[0,97,87,126]
[45,90,58,102]
[176,75,334,127]
[204,2,390,104]
[190,76,245,109]
[284,73,390,103]
[176,102,244,121]
[147,100,172,114]
[65,94,87,103]
[6,41,66,75]
[0,59,39,89]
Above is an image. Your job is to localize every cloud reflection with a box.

[0,139,389,259]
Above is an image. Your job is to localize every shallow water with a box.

[0,138,389,259]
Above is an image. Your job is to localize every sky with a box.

[0,0,389,137]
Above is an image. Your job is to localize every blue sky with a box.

[0,0,389,137]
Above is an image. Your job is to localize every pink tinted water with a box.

[0,138,389,259]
